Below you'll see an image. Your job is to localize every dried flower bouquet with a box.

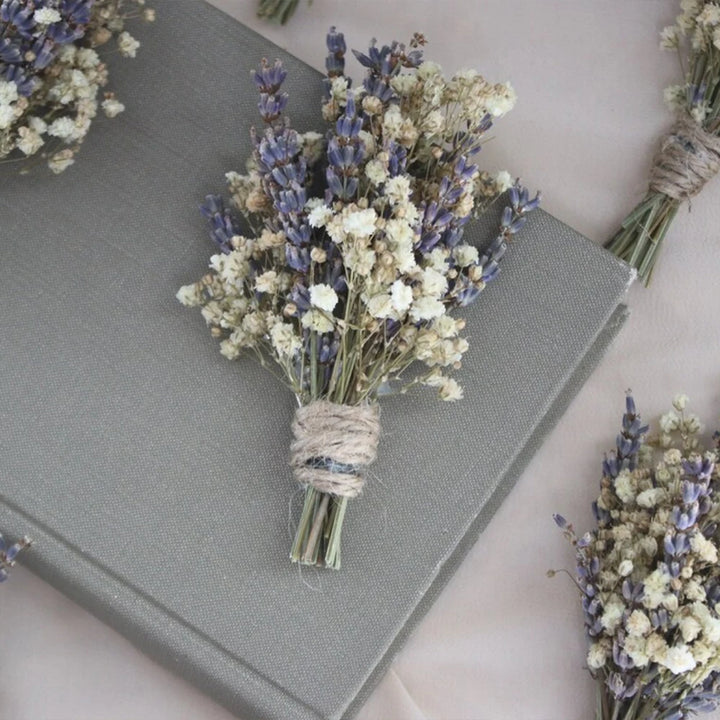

[0,0,154,173]
[178,28,539,569]
[606,0,720,284]
[557,394,720,719]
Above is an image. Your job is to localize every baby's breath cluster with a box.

[178,28,538,568]
[606,0,720,283]
[0,0,154,174]
[557,394,720,719]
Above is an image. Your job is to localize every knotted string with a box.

[290,401,381,498]
[649,113,720,201]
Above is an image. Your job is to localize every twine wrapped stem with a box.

[605,113,720,284]
[289,400,380,569]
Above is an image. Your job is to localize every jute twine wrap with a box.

[649,113,720,201]
[290,401,381,498]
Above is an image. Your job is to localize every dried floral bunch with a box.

[178,28,538,569]
[0,532,31,581]
[606,0,720,284]
[556,394,720,719]
[0,0,154,174]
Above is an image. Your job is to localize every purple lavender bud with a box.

[553,513,567,528]
[0,568,7,582]
[253,59,287,94]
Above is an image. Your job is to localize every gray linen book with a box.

[0,2,632,719]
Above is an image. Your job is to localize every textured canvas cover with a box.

[0,2,633,719]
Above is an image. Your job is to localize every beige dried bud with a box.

[310,247,327,263]
[283,302,297,317]
[92,27,113,46]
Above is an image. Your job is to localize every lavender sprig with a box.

[0,532,31,581]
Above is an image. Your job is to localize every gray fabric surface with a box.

[0,2,633,719]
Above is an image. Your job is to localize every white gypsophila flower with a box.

[692,641,714,665]
[365,159,388,186]
[48,116,79,141]
[390,73,418,95]
[646,633,669,664]
[48,149,75,174]
[308,203,333,229]
[614,470,636,503]
[255,270,279,294]
[301,308,334,334]
[659,411,680,433]
[660,25,681,49]
[33,7,61,24]
[673,393,690,411]
[421,109,444,135]
[642,568,671,609]
[495,170,513,192]
[690,533,718,563]
[343,208,377,238]
[698,3,720,26]
[77,47,101,68]
[270,323,301,358]
[624,636,650,668]
[366,293,393,319]
[390,280,413,314]
[384,175,412,205]
[684,414,702,433]
[485,82,516,117]
[421,267,449,297]
[0,79,18,105]
[344,246,376,276]
[300,130,325,164]
[663,448,682,465]
[102,98,125,118]
[409,296,445,322]
[626,609,652,637]
[176,284,202,307]
[417,60,443,80]
[453,244,479,267]
[118,31,140,58]
[691,104,708,124]
[16,127,44,156]
[329,75,349,102]
[600,598,625,633]
[636,487,666,508]
[27,115,47,134]
[219,338,241,360]
[0,104,15,130]
[308,283,338,313]
[587,643,608,670]
[358,129,375,155]
[427,247,449,272]
[438,377,463,401]
[432,315,459,339]
[661,645,697,675]
[618,559,634,577]
[679,615,702,643]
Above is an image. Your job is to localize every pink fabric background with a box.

[3,1,719,718]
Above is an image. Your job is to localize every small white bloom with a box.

[438,377,463,401]
[255,270,279,294]
[495,170,513,192]
[0,104,15,130]
[34,7,61,24]
[176,284,201,307]
[624,636,649,668]
[365,159,388,186]
[343,208,377,238]
[409,296,445,322]
[421,267,449,297]
[102,98,125,118]
[618,559,634,577]
[673,394,690,411]
[118,31,140,58]
[269,323,301,357]
[660,645,697,675]
[301,308,334,334]
[453,244,479,268]
[27,115,47,134]
[308,203,333,229]
[614,470,636,504]
[600,598,625,633]
[586,643,608,670]
[0,79,18,105]
[48,149,75,174]
[16,127,44,156]
[691,533,718,563]
[308,284,338,313]
[626,609,651,637]
[384,175,412,205]
[366,293,393,319]
[636,488,666,508]
[390,280,413,314]
[659,411,680,433]
[660,25,681,49]
[48,116,79,141]
[679,615,702,643]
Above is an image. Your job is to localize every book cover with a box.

[0,2,633,718]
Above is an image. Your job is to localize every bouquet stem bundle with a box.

[606,0,720,284]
